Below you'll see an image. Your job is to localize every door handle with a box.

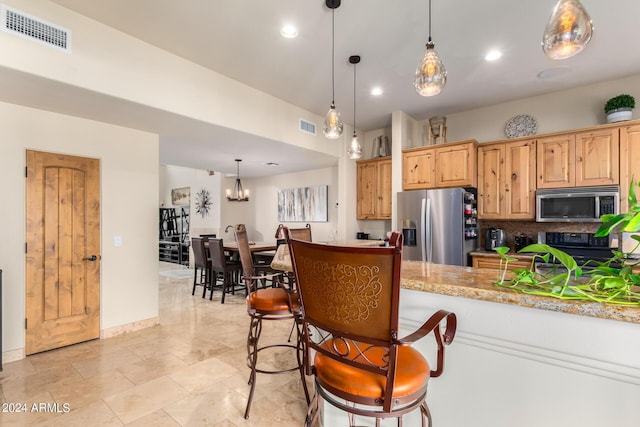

[83,255,98,261]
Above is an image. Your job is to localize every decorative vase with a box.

[606,108,633,123]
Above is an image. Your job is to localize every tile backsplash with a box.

[479,221,602,251]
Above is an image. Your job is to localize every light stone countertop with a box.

[400,261,640,324]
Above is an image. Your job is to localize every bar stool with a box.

[226,224,309,419]
[287,231,457,427]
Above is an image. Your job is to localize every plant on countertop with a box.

[493,179,640,306]
[604,94,635,113]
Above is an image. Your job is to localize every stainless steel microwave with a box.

[536,186,619,222]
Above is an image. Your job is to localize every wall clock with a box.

[195,188,212,218]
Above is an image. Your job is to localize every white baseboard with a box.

[100,316,160,339]
[2,348,25,364]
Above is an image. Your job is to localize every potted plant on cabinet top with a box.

[605,94,635,123]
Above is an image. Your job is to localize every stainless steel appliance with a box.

[534,232,618,273]
[485,227,506,251]
[536,186,619,222]
[397,188,478,265]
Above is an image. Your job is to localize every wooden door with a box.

[537,133,575,188]
[377,159,392,219]
[477,143,504,219]
[620,123,640,212]
[403,149,435,190]
[575,128,619,187]
[435,141,476,188]
[505,139,536,219]
[25,150,101,355]
[356,161,377,219]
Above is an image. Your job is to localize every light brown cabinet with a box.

[620,123,640,212]
[471,253,532,277]
[537,128,619,189]
[403,140,477,190]
[357,157,392,220]
[477,139,536,220]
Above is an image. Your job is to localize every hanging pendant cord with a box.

[428,0,432,43]
[331,8,336,105]
[353,62,356,132]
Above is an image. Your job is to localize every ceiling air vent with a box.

[1,5,71,53]
[299,118,316,136]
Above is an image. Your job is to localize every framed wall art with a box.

[277,185,328,222]
[171,187,190,206]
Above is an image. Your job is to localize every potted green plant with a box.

[604,94,635,123]
[493,179,640,305]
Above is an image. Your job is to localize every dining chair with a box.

[207,238,242,303]
[226,224,310,419]
[190,237,210,298]
[286,231,457,427]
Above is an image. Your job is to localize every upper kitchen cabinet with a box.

[356,157,392,220]
[478,139,536,220]
[537,128,619,189]
[402,140,477,190]
[620,122,640,212]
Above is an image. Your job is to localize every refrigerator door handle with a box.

[420,198,427,263]
[426,197,432,263]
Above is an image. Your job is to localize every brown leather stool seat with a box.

[315,340,430,402]
[246,288,300,313]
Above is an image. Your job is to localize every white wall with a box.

[219,167,341,243]
[159,165,222,237]
[432,74,640,144]
[0,101,159,361]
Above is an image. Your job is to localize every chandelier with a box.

[226,159,249,202]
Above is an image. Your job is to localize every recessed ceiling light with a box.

[484,50,502,61]
[370,87,383,96]
[280,24,298,38]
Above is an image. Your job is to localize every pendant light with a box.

[414,0,447,97]
[542,0,593,60]
[347,55,362,160]
[226,159,249,202]
[323,0,343,139]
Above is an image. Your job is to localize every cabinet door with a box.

[403,149,435,190]
[505,139,536,219]
[435,141,476,188]
[477,144,504,219]
[575,128,619,187]
[377,159,392,219]
[620,123,640,212]
[356,162,377,219]
[537,133,575,188]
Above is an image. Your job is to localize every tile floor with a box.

[0,262,311,426]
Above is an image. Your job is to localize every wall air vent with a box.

[1,5,71,53]
[299,118,316,136]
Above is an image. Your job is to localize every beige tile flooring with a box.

[0,262,311,426]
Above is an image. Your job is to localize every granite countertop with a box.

[400,261,640,324]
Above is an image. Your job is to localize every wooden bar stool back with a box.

[287,232,457,427]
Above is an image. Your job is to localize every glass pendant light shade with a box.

[323,103,343,139]
[414,40,447,96]
[323,0,343,140]
[348,132,362,159]
[542,0,593,60]
[347,54,362,159]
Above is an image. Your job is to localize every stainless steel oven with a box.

[536,186,619,222]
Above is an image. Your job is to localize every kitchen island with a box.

[323,261,640,426]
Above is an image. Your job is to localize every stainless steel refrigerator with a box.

[397,188,478,265]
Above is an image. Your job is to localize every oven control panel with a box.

[541,232,610,248]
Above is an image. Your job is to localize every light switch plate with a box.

[114,235,122,247]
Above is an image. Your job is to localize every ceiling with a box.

[8,0,640,176]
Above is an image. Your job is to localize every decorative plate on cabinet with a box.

[504,114,537,138]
